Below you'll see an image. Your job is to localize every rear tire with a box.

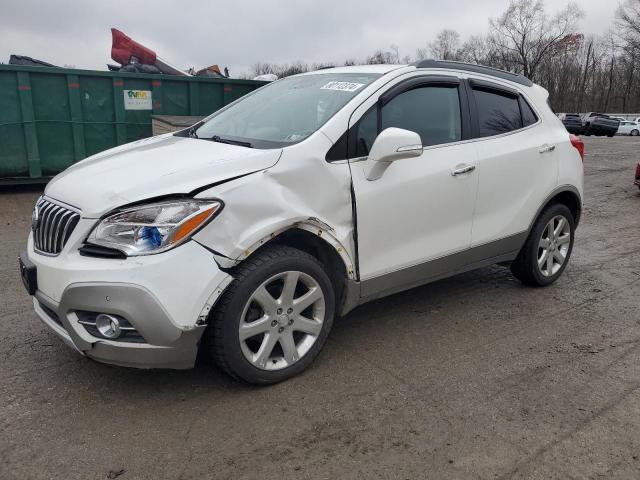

[203,245,335,385]
[631,129,639,136]
[511,203,575,287]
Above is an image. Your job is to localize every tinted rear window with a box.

[474,88,522,137]
[521,98,538,127]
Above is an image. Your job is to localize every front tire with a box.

[204,245,335,384]
[511,203,575,287]
[631,129,639,136]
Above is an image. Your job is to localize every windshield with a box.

[194,73,381,148]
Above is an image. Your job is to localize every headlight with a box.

[87,199,222,256]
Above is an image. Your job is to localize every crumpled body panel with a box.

[193,133,356,276]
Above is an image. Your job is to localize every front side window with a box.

[195,73,380,149]
[382,86,462,146]
[353,85,462,156]
[474,88,522,137]
[355,106,377,157]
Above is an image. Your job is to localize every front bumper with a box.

[26,232,232,369]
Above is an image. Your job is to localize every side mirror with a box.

[364,127,423,181]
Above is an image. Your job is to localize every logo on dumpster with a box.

[123,90,152,110]
[127,90,149,99]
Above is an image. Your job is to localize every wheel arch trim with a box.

[528,185,582,234]
[217,220,357,281]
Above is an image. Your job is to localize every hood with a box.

[45,135,281,217]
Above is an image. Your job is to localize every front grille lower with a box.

[33,197,81,255]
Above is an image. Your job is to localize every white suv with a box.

[20,61,584,384]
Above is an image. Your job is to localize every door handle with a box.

[539,144,556,154]
[451,164,476,176]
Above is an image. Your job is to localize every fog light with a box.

[95,313,122,339]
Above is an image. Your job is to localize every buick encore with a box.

[20,60,584,384]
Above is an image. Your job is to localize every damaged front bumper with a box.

[26,234,232,369]
[34,287,206,369]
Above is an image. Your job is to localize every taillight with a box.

[570,134,585,161]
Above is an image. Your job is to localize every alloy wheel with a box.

[537,215,571,277]
[239,271,325,370]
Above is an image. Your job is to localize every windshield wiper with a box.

[210,135,252,148]
[188,126,198,138]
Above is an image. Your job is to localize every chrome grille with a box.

[32,197,81,255]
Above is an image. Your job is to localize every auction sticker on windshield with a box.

[321,81,365,92]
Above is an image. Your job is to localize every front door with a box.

[349,80,479,297]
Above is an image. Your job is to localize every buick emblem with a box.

[31,205,40,232]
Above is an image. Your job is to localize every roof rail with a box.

[412,59,533,87]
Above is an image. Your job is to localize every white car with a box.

[616,120,640,136]
[20,60,584,384]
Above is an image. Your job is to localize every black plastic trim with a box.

[463,80,480,138]
[468,78,519,97]
[349,181,360,281]
[79,244,127,259]
[413,59,533,87]
[346,104,376,160]
[527,185,583,231]
[189,171,258,196]
[325,130,349,162]
[379,75,460,107]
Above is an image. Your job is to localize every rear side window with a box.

[520,98,538,127]
[473,88,522,137]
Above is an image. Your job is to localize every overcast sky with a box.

[0,0,620,76]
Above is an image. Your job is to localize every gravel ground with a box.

[1,136,639,480]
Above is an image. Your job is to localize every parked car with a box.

[19,60,585,384]
[581,112,620,136]
[616,121,640,136]
[610,116,627,122]
[560,113,584,134]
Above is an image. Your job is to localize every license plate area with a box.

[19,251,37,295]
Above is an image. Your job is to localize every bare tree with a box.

[366,49,399,64]
[389,44,401,63]
[489,0,583,79]
[458,35,491,64]
[417,29,461,60]
[250,61,312,78]
[244,0,640,113]
[617,0,640,53]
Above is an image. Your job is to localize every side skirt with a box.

[340,232,526,315]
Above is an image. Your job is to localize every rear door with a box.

[468,79,558,248]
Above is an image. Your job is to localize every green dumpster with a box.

[0,65,267,185]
